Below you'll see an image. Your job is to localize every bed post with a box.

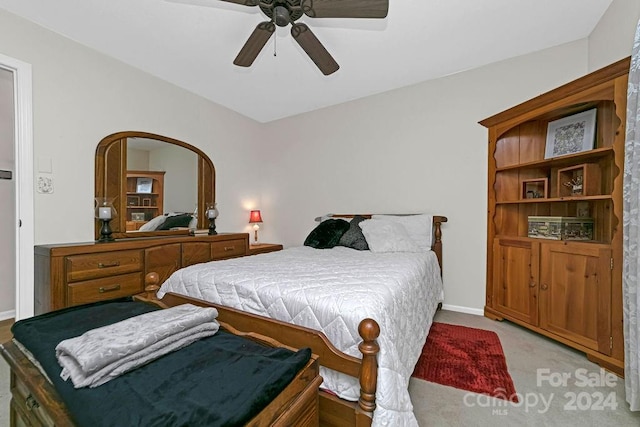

[357,318,380,423]
[432,216,447,274]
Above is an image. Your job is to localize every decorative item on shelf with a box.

[95,197,117,243]
[544,108,597,159]
[527,216,594,241]
[249,210,263,244]
[131,212,145,222]
[563,174,583,196]
[206,203,219,235]
[521,178,548,199]
[557,163,600,197]
[576,202,590,218]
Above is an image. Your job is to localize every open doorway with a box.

[0,67,15,320]
[0,53,34,321]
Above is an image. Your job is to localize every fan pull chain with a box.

[273,30,277,57]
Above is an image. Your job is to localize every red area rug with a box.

[412,322,518,402]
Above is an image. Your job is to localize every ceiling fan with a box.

[223,0,389,75]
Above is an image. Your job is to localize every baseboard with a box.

[441,304,484,316]
[0,309,15,321]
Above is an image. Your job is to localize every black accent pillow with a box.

[303,219,350,249]
[338,216,370,250]
[157,213,193,230]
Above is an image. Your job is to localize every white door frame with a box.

[0,53,34,320]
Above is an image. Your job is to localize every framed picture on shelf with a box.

[544,108,597,159]
[131,212,146,221]
[136,177,153,194]
[142,198,151,206]
[127,195,139,206]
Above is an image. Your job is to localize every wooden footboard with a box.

[143,274,380,427]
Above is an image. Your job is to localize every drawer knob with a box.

[26,394,39,410]
[223,246,235,252]
[98,261,121,268]
[99,284,121,293]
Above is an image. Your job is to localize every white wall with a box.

[259,41,588,312]
[0,9,264,245]
[127,148,149,171]
[588,0,640,70]
[149,145,198,214]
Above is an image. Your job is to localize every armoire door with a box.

[539,243,612,354]
[492,238,540,325]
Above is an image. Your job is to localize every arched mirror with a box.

[95,131,215,240]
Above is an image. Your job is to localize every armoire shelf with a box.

[496,194,613,204]
[125,170,165,227]
[495,146,614,172]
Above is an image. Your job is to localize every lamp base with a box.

[97,219,115,243]
[208,218,217,235]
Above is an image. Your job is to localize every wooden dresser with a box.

[34,233,249,315]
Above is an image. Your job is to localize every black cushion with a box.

[157,213,192,230]
[338,216,370,250]
[303,219,350,249]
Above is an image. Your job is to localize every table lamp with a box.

[95,197,117,242]
[249,210,263,244]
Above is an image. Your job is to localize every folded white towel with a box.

[56,303,219,388]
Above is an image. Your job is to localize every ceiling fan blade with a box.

[301,0,388,18]
[291,23,339,76]
[219,0,260,6]
[233,21,275,67]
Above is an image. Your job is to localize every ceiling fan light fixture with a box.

[273,6,290,27]
[223,0,390,74]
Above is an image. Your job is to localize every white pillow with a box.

[138,214,167,231]
[359,219,422,253]
[316,214,353,223]
[371,214,433,250]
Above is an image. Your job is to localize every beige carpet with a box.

[1,310,639,426]
[411,310,640,426]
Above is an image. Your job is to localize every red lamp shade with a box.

[249,210,263,223]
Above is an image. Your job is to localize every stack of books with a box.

[189,229,210,236]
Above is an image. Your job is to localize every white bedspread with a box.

[157,246,444,426]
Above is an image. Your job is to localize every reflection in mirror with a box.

[126,138,198,233]
[95,131,215,240]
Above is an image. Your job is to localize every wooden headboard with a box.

[325,214,448,273]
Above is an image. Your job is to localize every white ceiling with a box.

[0,0,612,123]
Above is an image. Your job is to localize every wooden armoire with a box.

[480,57,629,376]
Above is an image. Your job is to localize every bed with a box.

[153,214,448,426]
[1,298,322,426]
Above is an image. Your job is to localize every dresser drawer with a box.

[11,373,54,426]
[66,250,143,282]
[211,239,246,260]
[67,272,144,306]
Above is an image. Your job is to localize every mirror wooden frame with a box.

[95,131,215,240]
